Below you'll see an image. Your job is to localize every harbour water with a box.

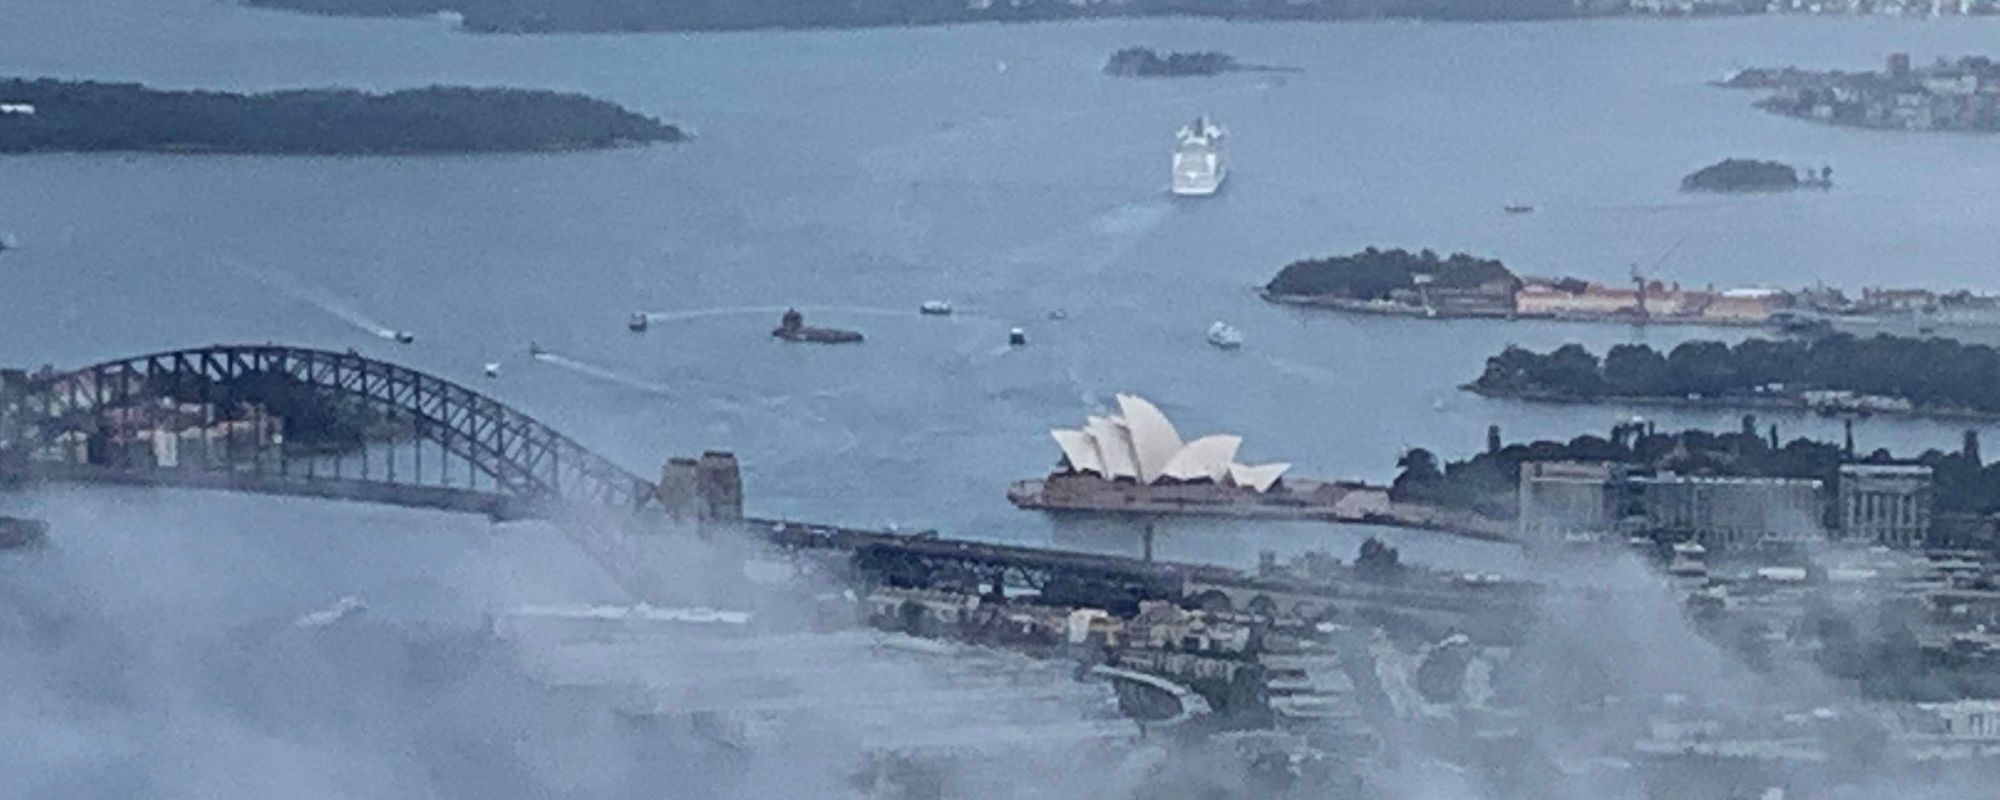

[7,0,2000,575]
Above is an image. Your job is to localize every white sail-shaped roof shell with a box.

[1228,463,1292,493]
[1050,429,1103,476]
[1162,435,1242,482]
[1116,394,1183,484]
[1085,415,1139,480]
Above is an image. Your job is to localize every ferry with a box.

[1206,321,1242,349]
[1171,116,1227,197]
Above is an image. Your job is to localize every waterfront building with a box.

[1630,473,1825,550]
[1916,700,2000,738]
[1516,461,1621,541]
[1837,463,1935,548]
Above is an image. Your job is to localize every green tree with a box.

[1602,343,1669,395]
[1666,340,1739,396]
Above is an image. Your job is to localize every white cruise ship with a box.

[1171,116,1227,197]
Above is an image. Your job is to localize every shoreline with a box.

[1260,292,1770,329]
[0,138,674,158]
[1461,384,2000,424]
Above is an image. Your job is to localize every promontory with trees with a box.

[1466,333,2000,420]
[1390,421,2000,522]
[0,78,681,155]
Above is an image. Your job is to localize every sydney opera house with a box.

[1008,394,1396,520]
[1046,394,1291,493]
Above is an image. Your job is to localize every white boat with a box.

[1206,321,1242,349]
[1171,116,1227,197]
[919,300,953,316]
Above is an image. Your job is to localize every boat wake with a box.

[531,349,675,397]
[233,261,406,342]
[1254,353,1346,389]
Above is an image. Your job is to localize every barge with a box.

[772,308,863,344]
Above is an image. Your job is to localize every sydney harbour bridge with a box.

[0,343,1522,633]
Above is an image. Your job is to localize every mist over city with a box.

[9,0,2000,797]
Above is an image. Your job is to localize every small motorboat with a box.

[919,300,953,316]
[390,330,416,345]
[1206,321,1242,350]
[1504,204,1534,215]
[0,232,16,253]
[627,312,650,333]
[483,362,502,379]
[1047,309,1069,321]
[1009,327,1028,347]
[528,341,547,358]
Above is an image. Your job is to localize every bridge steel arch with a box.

[4,344,658,515]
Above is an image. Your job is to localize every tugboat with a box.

[627,312,650,332]
[772,308,863,344]
[1206,321,1242,350]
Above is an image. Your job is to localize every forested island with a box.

[0,78,680,155]
[243,0,1590,33]
[1105,48,1240,78]
[1681,158,1830,192]
[1103,48,1294,78]
[1466,333,2000,420]
[1264,248,1518,301]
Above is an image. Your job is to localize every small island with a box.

[1104,48,1238,78]
[1464,332,2000,421]
[1103,47,1294,78]
[1681,158,1830,193]
[1262,248,1522,318]
[0,78,681,155]
[1719,54,2000,133]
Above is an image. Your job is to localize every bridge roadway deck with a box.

[752,518,1537,630]
[20,463,540,520]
